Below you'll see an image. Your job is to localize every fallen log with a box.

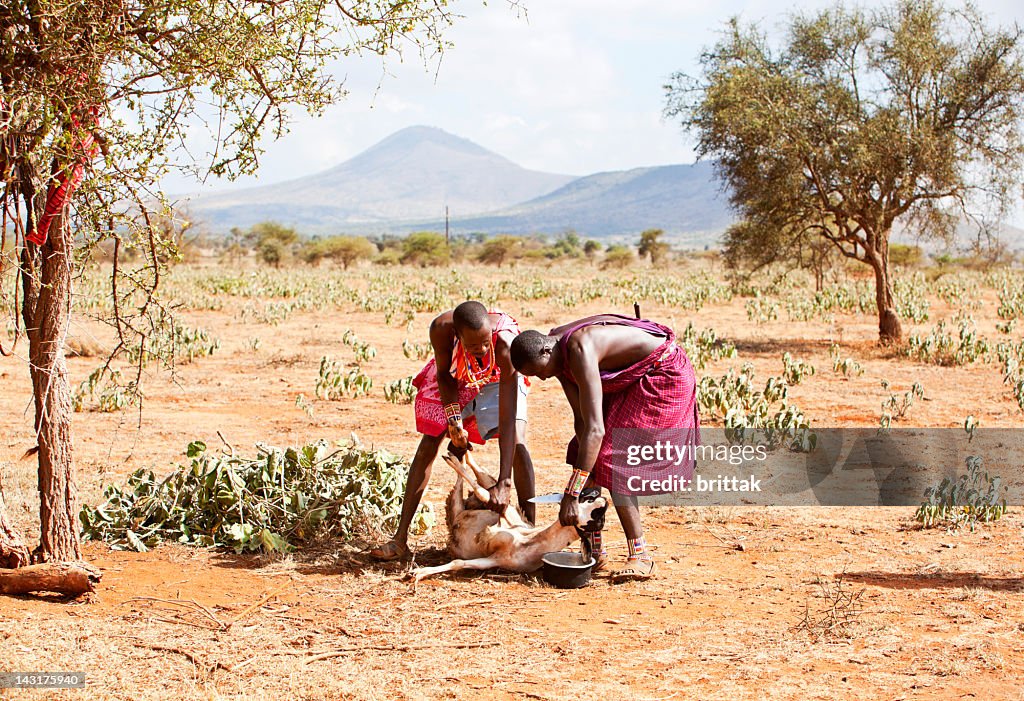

[0,471,31,569]
[0,561,102,596]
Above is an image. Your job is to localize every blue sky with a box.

[168,0,1024,202]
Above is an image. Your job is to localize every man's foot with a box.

[592,551,610,573]
[611,557,656,583]
[368,539,409,561]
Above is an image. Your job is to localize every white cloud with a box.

[162,0,1024,225]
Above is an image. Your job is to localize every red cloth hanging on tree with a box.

[26,104,100,246]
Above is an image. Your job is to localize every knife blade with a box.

[528,492,565,504]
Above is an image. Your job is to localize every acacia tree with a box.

[0,0,462,564]
[637,228,669,265]
[665,0,1024,342]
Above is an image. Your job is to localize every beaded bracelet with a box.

[564,468,590,498]
[444,403,462,424]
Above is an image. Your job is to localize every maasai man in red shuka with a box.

[369,301,535,561]
[510,314,700,582]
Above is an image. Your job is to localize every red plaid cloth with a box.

[563,319,700,494]
[412,358,487,444]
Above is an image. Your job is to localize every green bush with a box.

[401,232,450,267]
[916,456,1008,530]
[477,235,525,266]
[602,244,634,270]
[80,440,434,552]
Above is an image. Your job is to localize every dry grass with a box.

[793,571,867,641]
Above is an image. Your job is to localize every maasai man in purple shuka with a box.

[510,314,700,582]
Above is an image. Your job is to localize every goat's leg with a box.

[441,454,515,526]
[460,452,528,528]
[464,451,497,489]
[411,556,502,584]
[442,454,491,503]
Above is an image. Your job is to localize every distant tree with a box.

[889,244,924,268]
[637,229,670,265]
[223,227,249,265]
[722,220,837,292]
[249,221,299,247]
[258,239,286,268]
[247,222,298,267]
[665,0,1024,343]
[602,245,634,270]
[478,235,525,266]
[401,232,450,267]
[583,239,603,262]
[300,239,327,266]
[322,235,376,269]
[375,248,403,266]
[545,229,584,259]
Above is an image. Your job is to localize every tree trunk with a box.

[21,207,81,563]
[0,561,101,596]
[870,242,902,344]
[0,470,31,569]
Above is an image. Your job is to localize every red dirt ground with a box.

[1,263,1022,700]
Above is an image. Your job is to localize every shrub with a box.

[782,352,815,385]
[878,380,924,431]
[401,232,450,267]
[477,235,525,266]
[638,228,670,265]
[316,357,373,399]
[902,317,990,366]
[698,363,815,451]
[602,245,634,270]
[916,456,1008,530]
[384,376,416,404]
[80,440,434,552]
[402,339,432,360]
[679,323,736,370]
[830,344,863,378]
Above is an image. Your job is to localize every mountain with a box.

[419,162,732,242]
[183,126,576,231]
[183,125,1024,250]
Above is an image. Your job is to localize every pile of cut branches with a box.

[80,440,432,553]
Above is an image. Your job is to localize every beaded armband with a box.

[564,468,590,498]
[444,403,462,424]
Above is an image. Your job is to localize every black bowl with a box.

[541,551,595,589]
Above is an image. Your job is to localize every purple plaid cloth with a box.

[562,317,700,495]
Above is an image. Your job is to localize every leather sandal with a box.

[368,540,410,562]
[611,558,656,583]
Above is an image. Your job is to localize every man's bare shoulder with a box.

[494,327,517,350]
[429,311,457,355]
[430,310,455,331]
